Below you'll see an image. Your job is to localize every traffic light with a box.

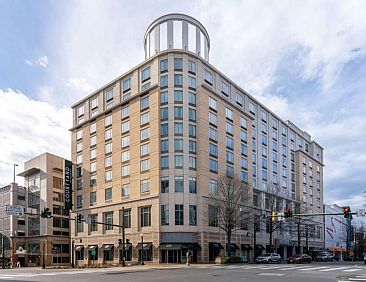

[77,214,82,223]
[343,206,351,218]
[284,207,292,218]
[41,207,52,219]
[126,239,130,244]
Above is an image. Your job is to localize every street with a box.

[0,262,365,282]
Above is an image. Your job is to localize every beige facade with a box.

[70,14,324,264]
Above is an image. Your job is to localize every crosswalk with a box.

[207,264,365,273]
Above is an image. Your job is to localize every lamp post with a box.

[140,233,144,265]
[71,240,75,268]
[42,242,46,269]
[13,164,18,184]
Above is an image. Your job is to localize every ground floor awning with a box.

[255,245,265,250]
[88,245,98,251]
[226,243,239,250]
[118,243,132,251]
[209,242,224,249]
[136,242,152,250]
[102,244,114,251]
[241,244,253,250]
[75,245,84,251]
[159,243,201,250]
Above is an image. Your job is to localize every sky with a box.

[0,0,366,211]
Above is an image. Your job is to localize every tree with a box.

[212,174,251,257]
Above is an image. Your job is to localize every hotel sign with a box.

[64,160,72,210]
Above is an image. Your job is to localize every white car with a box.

[256,253,282,264]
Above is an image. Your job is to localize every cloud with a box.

[66,78,94,93]
[0,88,71,186]
[24,55,49,68]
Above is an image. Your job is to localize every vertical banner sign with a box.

[64,159,73,210]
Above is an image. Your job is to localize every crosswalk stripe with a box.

[319,267,350,272]
[343,269,362,272]
[299,266,329,271]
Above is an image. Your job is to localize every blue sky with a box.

[1,0,366,211]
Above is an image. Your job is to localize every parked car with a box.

[256,253,282,264]
[287,254,312,264]
[315,252,333,262]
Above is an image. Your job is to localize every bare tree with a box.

[212,174,251,257]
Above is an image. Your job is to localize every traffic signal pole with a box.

[122,207,125,267]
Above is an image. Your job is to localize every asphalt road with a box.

[0,261,365,282]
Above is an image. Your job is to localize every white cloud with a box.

[66,78,94,93]
[24,55,49,68]
[0,88,71,186]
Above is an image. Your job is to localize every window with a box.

[105,188,112,201]
[121,121,130,134]
[210,159,218,173]
[240,117,247,129]
[241,144,247,155]
[122,184,130,197]
[121,150,130,162]
[208,205,218,227]
[175,155,183,168]
[282,127,287,136]
[76,195,83,208]
[226,108,233,121]
[209,112,218,126]
[204,69,213,85]
[189,140,196,154]
[161,156,169,169]
[105,143,112,154]
[140,159,150,171]
[262,134,268,146]
[140,112,149,125]
[189,205,197,226]
[76,155,83,164]
[175,176,184,192]
[226,137,234,150]
[209,97,217,111]
[209,128,218,141]
[76,129,83,140]
[273,141,278,151]
[140,96,149,110]
[161,177,169,193]
[105,128,112,140]
[105,115,112,127]
[189,177,196,193]
[240,130,247,142]
[104,211,113,231]
[189,124,196,138]
[161,139,169,153]
[226,122,234,135]
[78,105,84,117]
[241,157,248,169]
[174,90,183,103]
[241,171,248,182]
[76,142,83,152]
[140,179,150,193]
[105,156,112,167]
[140,143,149,156]
[161,205,169,226]
[160,59,168,73]
[189,92,196,106]
[141,66,151,82]
[121,165,130,176]
[189,108,196,122]
[90,191,96,205]
[249,102,255,114]
[105,170,112,181]
[209,179,218,196]
[188,60,196,74]
[160,75,168,88]
[188,76,196,89]
[160,123,168,137]
[175,205,184,225]
[174,74,183,87]
[174,58,183,70]
[261,111,267,122]
[174,139,183,152]
[226,165,234,176]
[90,162,97,172]
[174,106,183,119]
[221,82,229,96]
[174,123,183,136]
[160,91,168,104]
[262,158,267,169]
[77,178,83,190]
[121,135,130,148]
[91,97,98,110]
[236,92,244,106]
[120,209,131,228]
[189,156,196,169]
[140,206,151,227]
[262,169,268,181]
[227,151,234,164]
[140,127,149,141]
[209,143,218,157]
[122,78,131,93]
[90,123,96,134]
[90,174,97,186]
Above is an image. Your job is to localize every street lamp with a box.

[71,238,82,268]
[140,233,144,265]
[13,164,18,184]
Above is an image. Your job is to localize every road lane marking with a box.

[258,273,285,276]
[299,266,329,271]
[343,269,362,272]
[319,267,349,272]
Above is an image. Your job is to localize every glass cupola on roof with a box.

[144,13,210,61]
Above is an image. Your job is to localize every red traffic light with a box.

[343,207,351,218]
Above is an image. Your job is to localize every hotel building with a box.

[70,13,324,264]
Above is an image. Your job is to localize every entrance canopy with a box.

[136,242,152,250]
[88,245,98,250]
[102,244,114,251]
[241,244,253,250]
[255,245,265,250]
[118,243,132,251]
[75,246,84,251]
[209,242,224,249]
[159,243,201,250]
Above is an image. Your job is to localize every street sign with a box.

[5,205,24,216]
[356,209,365,217]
